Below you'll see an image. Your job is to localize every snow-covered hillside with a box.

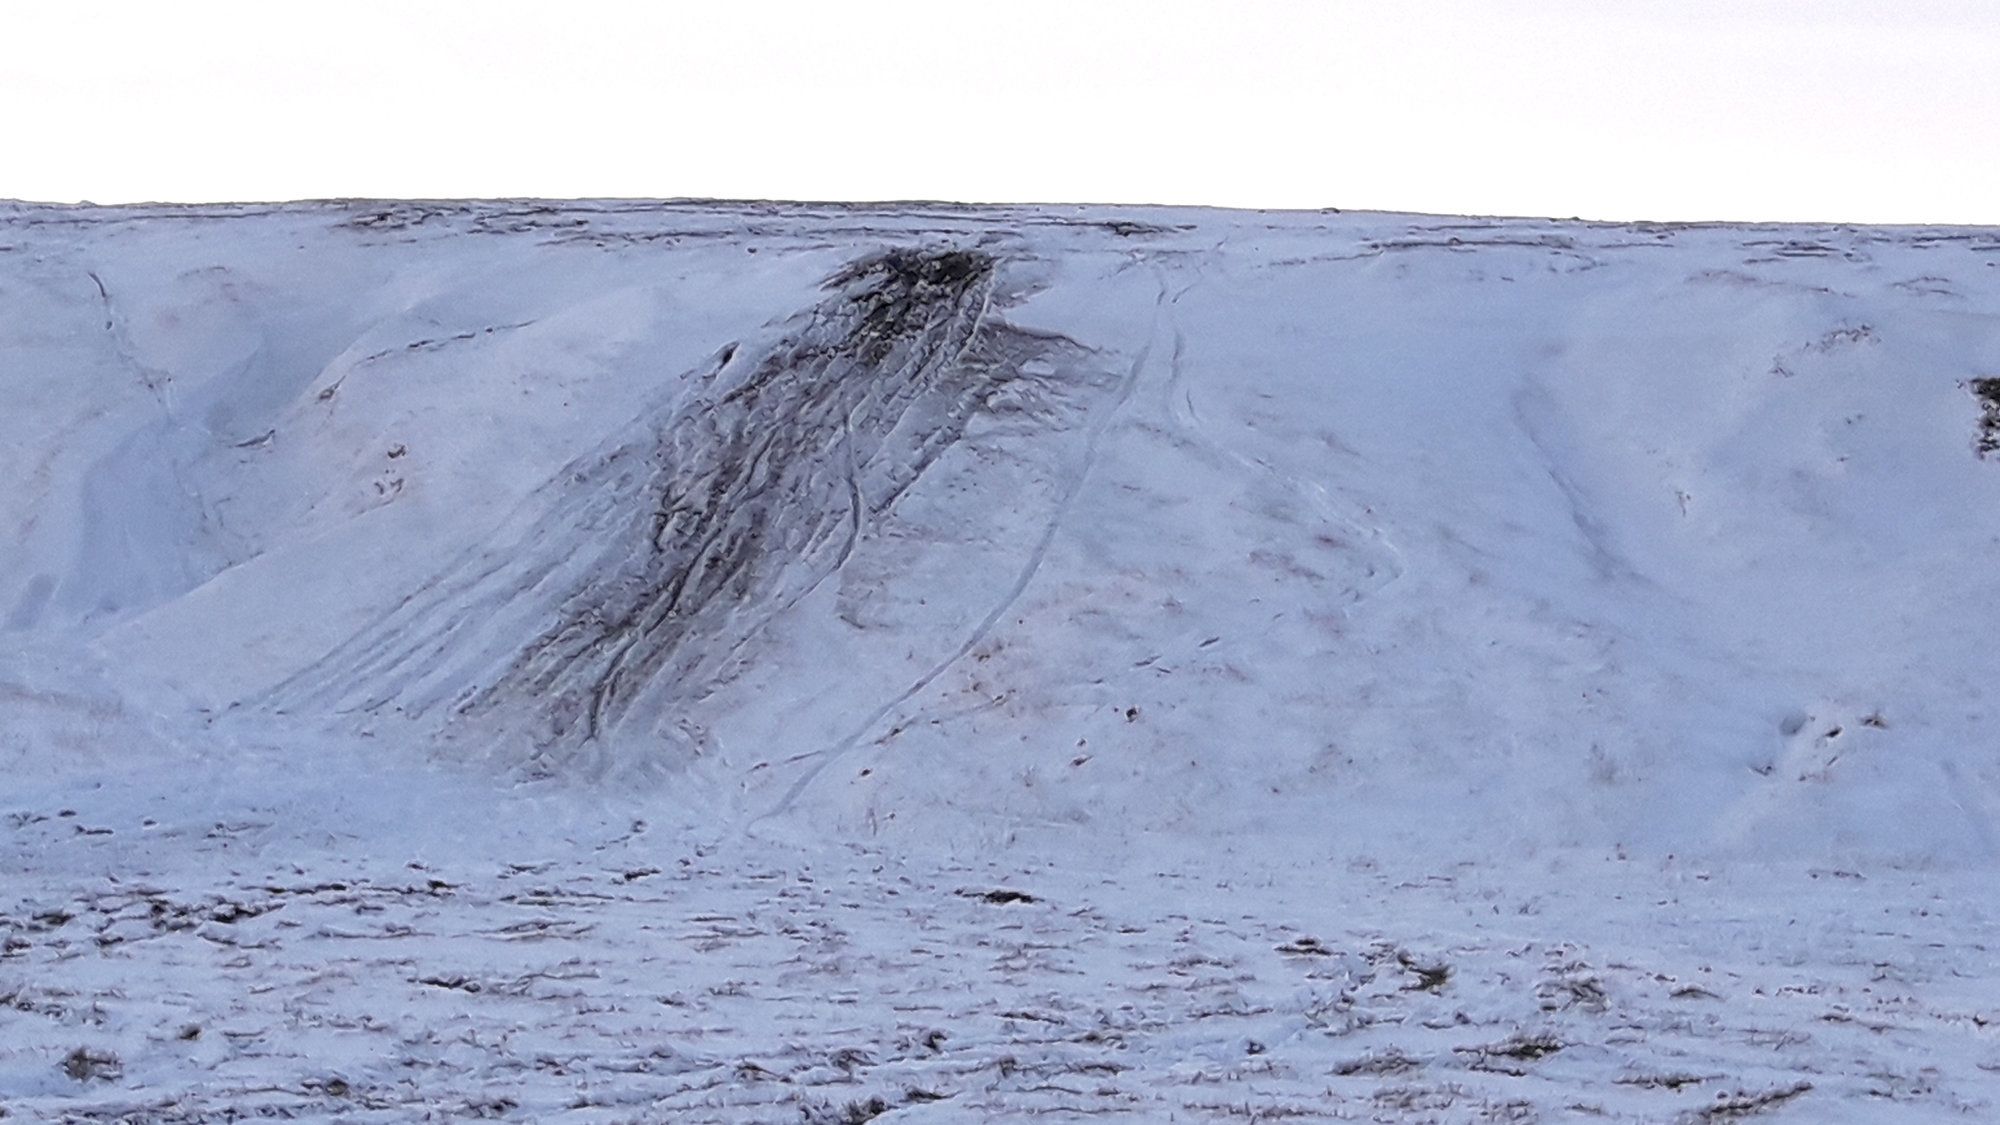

[4,200,1999,1121]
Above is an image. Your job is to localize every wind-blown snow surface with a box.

[3,200,1999,1120]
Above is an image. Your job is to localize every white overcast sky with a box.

[5,0,1995,223]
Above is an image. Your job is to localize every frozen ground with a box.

[3,200,1999,1121]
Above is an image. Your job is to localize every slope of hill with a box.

[3,200,1998,1120]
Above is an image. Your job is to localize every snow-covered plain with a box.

[3,200,1999,1121]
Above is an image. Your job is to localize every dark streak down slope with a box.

[271,247,1096,775]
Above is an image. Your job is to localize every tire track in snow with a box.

[275,249,1088,781]
[1160,274,1406,615]
[751,276,1171,827]
[61,269,231,625]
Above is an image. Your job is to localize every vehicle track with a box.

[753,275,1170,824]
[1158,267,1406,613]
[277,248,1088,777]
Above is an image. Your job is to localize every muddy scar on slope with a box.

[278,247,1102,776]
